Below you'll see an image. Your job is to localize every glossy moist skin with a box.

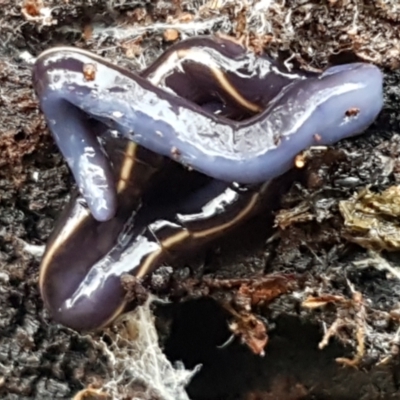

[40,153,270,331]
[33,36,383,222]
[35,36,384,331]
[38,37,276,331]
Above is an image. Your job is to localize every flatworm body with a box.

[35,36,384,330]
[33,36,383,221]
[40,133,273,330]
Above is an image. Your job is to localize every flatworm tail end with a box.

[33,54,118,222]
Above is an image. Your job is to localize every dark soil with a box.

[1,1,400,399]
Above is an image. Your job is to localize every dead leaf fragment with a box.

[228,310,268,356]
[164,28,180,42]
[308,287,367,368]
[340,186,400,251]
[21,0,56,26]
[73,387,109,400]
[83,63,97,81]
[302,294,346,309]
[237,275,294,308]
[275,201,314,230]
